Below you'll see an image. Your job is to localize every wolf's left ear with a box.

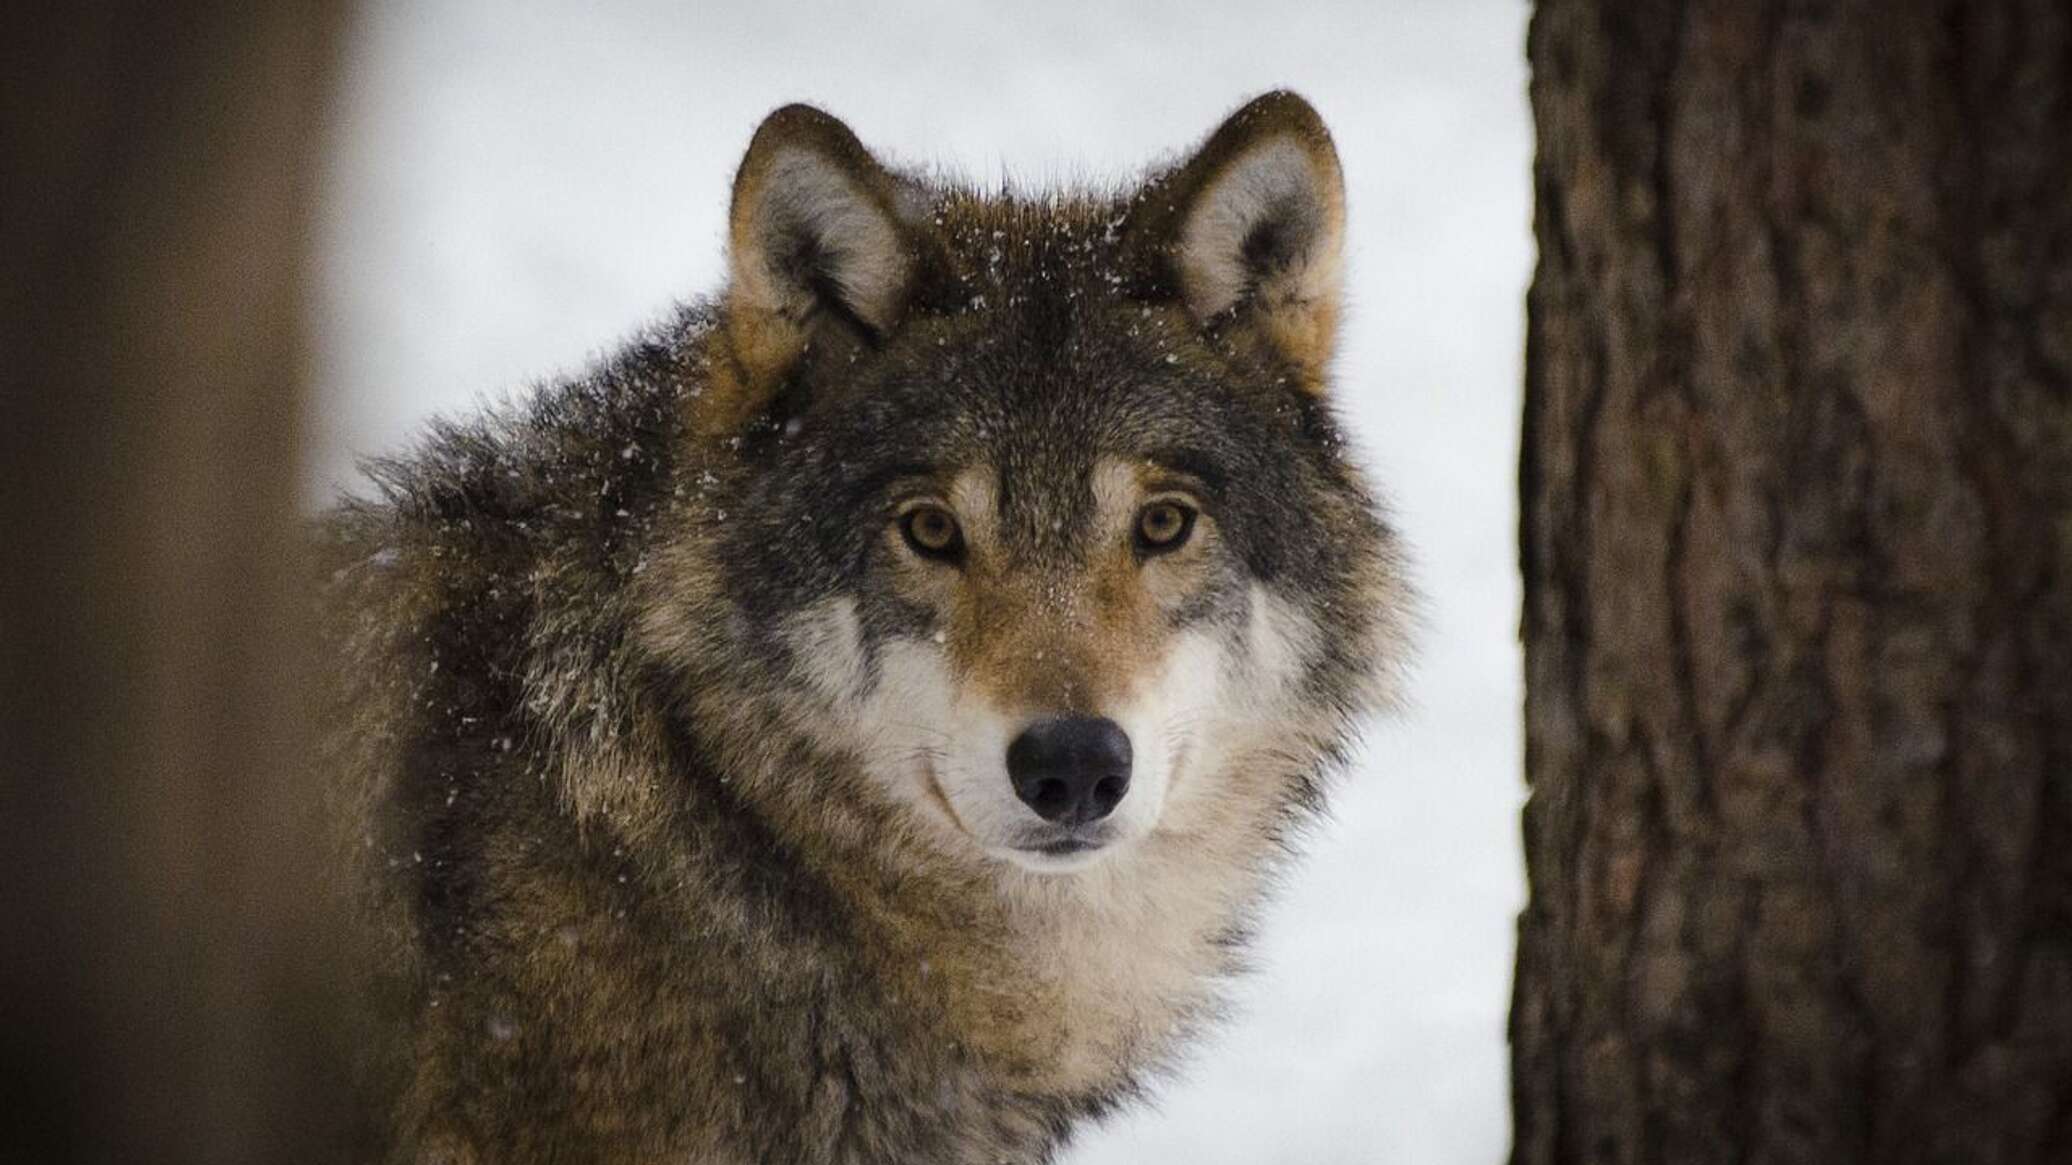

[1128,91,1347,389]
[721,104,932,399]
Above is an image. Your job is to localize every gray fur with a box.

[319,91,1408,1164]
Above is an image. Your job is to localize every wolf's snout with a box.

[1005,716,1132,825]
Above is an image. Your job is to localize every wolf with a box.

[320,90,1409,1164]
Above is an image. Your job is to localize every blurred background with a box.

[312,1,1531,1160]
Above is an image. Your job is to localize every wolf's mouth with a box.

[1027,838,1099,857]
[1002,831,1117,873]
[1013,823,1115,857]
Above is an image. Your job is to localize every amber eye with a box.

[1135,500,1196,555]
[900,505,964,561]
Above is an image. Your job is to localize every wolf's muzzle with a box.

[1005,716,1132,826]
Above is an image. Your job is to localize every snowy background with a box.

[312,1,1531,1160]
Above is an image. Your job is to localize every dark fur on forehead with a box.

[711,176,1379,628]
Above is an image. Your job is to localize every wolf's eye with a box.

[900,505,964,562]
[1135,501,1196,555]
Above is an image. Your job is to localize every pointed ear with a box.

[1129,91,1347,388]
[722,104,929,392]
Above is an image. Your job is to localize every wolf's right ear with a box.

[719,105,931,405]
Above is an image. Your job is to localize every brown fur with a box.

[320,91,1406,1164]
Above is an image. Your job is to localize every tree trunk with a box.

[1514,3,2072,1163]
[0,4,351,1161]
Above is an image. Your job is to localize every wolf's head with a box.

[640,93,1406,877]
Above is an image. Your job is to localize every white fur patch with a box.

[1241,582,1318,697]
[780,595,870,707]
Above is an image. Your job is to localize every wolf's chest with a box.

[923,851,1251,1096]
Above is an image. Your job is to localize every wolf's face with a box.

[652,95,1402,876]
[757,321,1354,872]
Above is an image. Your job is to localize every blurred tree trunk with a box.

[1514,2,2072,1163]
[0,3,352,1162]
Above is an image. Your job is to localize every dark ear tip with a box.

[1226,90,1332,144]
[741,103,872,172]
[753,102,845,137]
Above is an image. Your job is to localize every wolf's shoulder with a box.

[320,303,714,590]
[312,301,721,720]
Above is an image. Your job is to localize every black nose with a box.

[1006,716,1132,825]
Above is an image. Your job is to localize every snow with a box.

[313,1,1532,1160]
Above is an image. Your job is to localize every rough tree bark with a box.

[1514,3,2072,1163]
